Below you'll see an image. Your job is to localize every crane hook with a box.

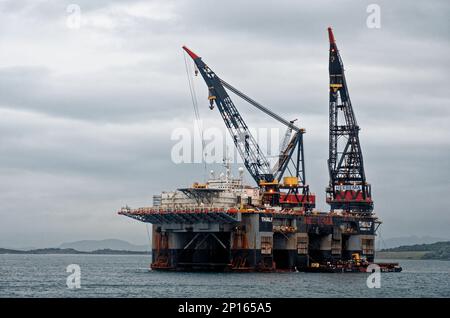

[208,87,216,110]
[194,64,199,76]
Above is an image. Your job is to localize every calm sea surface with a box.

[0,254,448,297]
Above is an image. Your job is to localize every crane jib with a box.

[182,45,308,190]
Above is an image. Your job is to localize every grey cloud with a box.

[0,0,449,247]
[0,65,193,122]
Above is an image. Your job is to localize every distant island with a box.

[0,248,150,255]
[376,235,449,249]
[58,239,150,252]
[377,241,450,260]
[3,239,448,260]
[0,238,151,255]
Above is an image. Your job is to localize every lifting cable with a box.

[145,223,152,249]
[377,227,387,250]
[183,52,201,124]
[183,52,207,180]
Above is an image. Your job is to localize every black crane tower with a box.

[326,27,373,214]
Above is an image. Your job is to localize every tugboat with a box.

[305,253,402,273]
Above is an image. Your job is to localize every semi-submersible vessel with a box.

[119,28,401,273]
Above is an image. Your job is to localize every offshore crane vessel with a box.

[119,28,401,273]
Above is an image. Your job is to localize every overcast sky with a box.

[0,0,449,248]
